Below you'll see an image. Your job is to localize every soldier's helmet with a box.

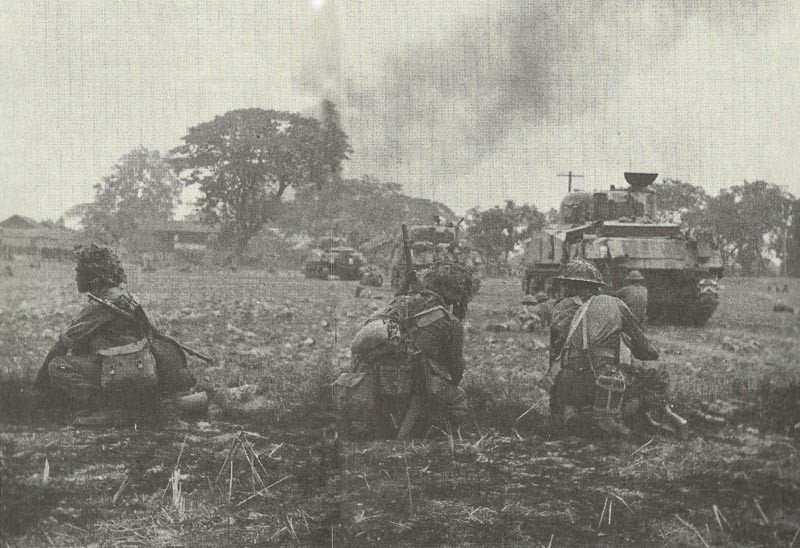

[533,291,549,303]
[421,259,477,310]
[555,259,605,286]
[74,243,127,287]
[625,270,644,282]
[520,294,539,305]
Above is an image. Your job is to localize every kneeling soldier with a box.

[335,260,476,440]
[542,260,684,438]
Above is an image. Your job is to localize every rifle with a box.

[396,223,418,296]
[87,293,214,363]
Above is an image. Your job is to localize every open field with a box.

[2,263,800,547]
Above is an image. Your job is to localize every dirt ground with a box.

[2,263,800,547]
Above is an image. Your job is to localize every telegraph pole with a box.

[557,171,584,192]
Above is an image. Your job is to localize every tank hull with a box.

[522,226,723,326]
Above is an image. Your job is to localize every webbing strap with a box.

[565,296,593,351]
[556,296,594,363]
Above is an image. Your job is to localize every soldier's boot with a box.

[645,405,689,440]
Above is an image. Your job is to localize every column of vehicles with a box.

[303,220,483,290]
[521,172,724,325]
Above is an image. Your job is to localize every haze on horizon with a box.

[2,0,798,223]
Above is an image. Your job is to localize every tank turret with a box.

[523,172,724,326]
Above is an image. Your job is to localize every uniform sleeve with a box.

[448,321,467,384]
[59,302,116,350]
[619,300,659,360]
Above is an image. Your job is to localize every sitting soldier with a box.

[34,244,197,426]
[335,260,476,440]
[541,259,684,438]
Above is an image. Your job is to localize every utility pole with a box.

[557,171,584,192]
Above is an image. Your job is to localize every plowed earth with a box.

[2,264,799,547]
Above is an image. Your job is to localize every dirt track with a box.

[2,264,800,547]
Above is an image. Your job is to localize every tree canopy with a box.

[68,147,180,250]
[170,108,348,253]
[701,181,793,276]
[466,201,546,275]
[651,178,708,222]
[278,176,453,250]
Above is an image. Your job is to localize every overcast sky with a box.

[2,0,798,222]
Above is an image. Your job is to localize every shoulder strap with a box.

[556,296,594,362]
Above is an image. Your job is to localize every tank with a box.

[388,221,482,291]
[305,237,365,280]
[521,172,724,326]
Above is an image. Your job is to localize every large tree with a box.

[278,175,453,249]
[700,181,792,276]
[69,147,181,249]
[171,108,346,253]
[651,178,708,223]
[466,201,546,275]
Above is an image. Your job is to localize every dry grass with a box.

[1,261,800,546]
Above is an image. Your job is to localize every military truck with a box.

[389,221,481,291]
[305,237,365,280]
[521,172,724,325]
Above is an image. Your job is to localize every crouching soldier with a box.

[34,244,201,426]
[518,292,556,331]
[541,259,686,439]
[334,260,476,440]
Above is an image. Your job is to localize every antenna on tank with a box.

[557,171,584,192]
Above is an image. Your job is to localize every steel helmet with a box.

[625,270,645,282]
[533,291,549,303]
[521,294,538,305]
[555,259,605,286]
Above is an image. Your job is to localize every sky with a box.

[2,0,798,223]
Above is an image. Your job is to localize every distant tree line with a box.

[66,102,798,278]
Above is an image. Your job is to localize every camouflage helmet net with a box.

[73,243,127,286]
[555,259,605,286]
[421,259,477,307]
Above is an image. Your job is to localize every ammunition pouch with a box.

[376,360,415,397]
[98,338,157,394]
[593,367,626,416]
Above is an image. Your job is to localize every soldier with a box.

[34,244,196,426]
[341,260,475,439]
[615,270,648,325]
[518,292,554,331]
[541,259,665,437]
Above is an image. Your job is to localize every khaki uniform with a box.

[35,286,146,407]
[549,295,661,426]
[615,285,648,325]
[350,290,469,436]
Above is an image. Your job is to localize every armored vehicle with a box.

[521,173,723,325]
[305,237,365,280]
[389,221,481,291]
